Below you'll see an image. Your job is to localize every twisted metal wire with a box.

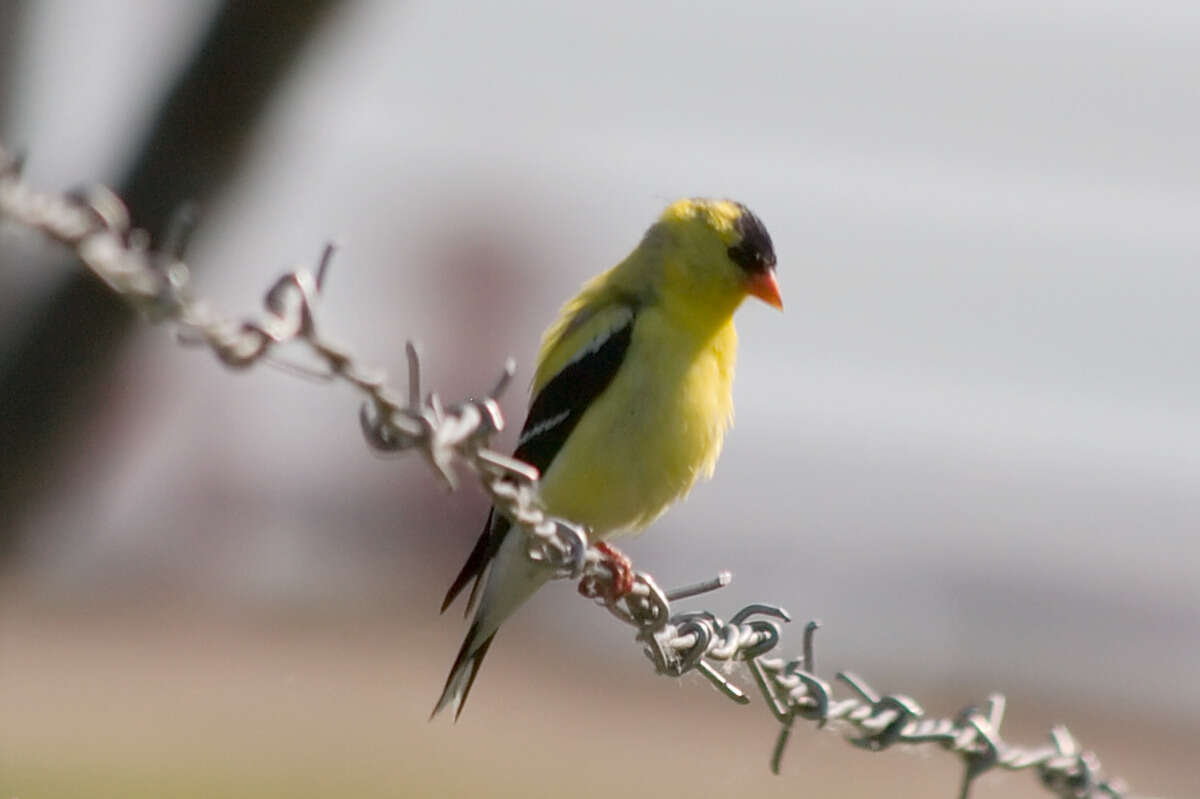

[0,144,1154,799]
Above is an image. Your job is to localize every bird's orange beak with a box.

[746,268,783,310]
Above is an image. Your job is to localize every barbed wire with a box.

[0,144,1154,799]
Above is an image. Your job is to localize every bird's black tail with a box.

[432,622,497,720]
[442,510,510,616]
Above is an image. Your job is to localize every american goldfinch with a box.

[434,198,781,718]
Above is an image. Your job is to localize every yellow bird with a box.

[434,198,782,718]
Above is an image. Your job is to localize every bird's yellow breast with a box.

[536,308,737,539]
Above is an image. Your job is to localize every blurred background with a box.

[1,1,1197,797]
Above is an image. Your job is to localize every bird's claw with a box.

[579,541,636,602]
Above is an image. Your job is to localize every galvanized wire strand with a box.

[0,144,1156,799]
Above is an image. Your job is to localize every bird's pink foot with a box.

[579,541,635,601]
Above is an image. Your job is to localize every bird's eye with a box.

[728,209,776,275]
[727,242,760,272]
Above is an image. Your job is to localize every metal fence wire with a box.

[0,144,1154,799]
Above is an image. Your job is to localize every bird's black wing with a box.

[440,309,635,613]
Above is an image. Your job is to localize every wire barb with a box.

[664,571,731,602]
[0,142,1155,799]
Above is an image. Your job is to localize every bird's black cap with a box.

[727,205,776,276]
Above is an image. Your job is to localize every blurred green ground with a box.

[1,584,1192,799]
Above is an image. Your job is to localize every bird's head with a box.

[652,198,782,314]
